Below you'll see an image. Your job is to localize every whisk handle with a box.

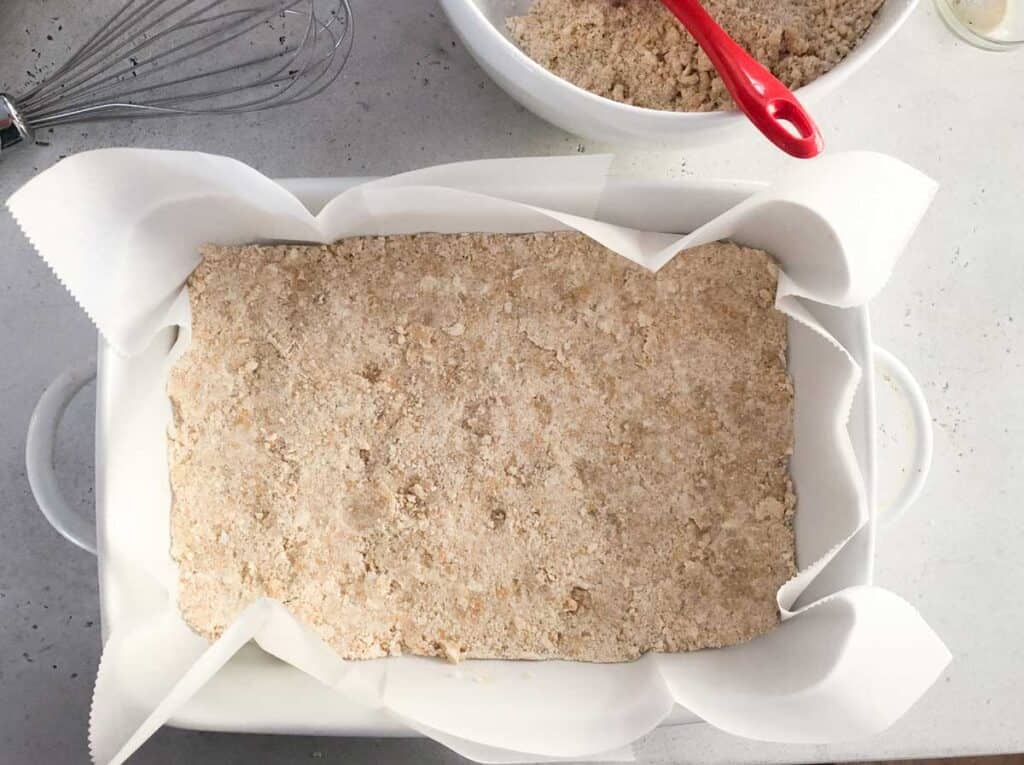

[1,123,25,152]
[1,94,33,153]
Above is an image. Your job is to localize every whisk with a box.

[0,0,354,153]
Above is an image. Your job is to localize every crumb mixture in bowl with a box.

[507,0,885,112]
[168,233,795,663]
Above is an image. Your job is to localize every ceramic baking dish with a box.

[25,176,933,738]
[439,0,918,147]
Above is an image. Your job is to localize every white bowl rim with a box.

[450,0,918,126]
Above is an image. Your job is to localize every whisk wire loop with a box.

[7,0,353,134]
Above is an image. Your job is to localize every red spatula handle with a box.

[659,0,823,159]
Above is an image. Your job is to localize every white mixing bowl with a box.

[439,0,918,147]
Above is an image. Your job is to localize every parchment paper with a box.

[8,150,950,764]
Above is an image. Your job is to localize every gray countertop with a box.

[2,0,1022,763]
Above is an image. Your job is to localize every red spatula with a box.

[659,0,824,158]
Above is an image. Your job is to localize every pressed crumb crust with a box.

[507,0,885,112]
[168,233,795,662]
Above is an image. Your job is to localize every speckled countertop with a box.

[1,1,1022,763]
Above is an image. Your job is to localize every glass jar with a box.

[935,0,1024,50]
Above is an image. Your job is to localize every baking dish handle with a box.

[22,349,930,550]
[873,346,933,528]
[25,357,98,555]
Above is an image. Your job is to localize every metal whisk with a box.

[0,0,353,153]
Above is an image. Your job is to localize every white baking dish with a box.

[439,0,918,147]
[25,175,933,739]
